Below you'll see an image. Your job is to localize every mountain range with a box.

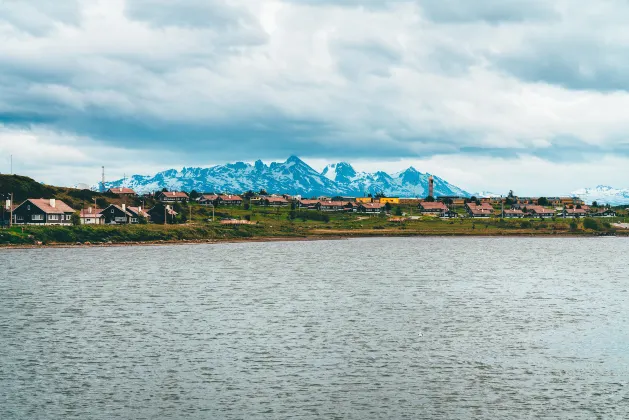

[100,156,470,198]
[571,185,629,206]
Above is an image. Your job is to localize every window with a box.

[16,215,24,221]
[48,214,58,220]
[111,209,115,213]
[27,205,30,210]
[66,215,71,220]
[32,214,44,221]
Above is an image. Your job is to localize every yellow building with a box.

[355,197,373,204]
[379,197,400,204]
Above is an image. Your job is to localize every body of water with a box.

[1,237,628,419]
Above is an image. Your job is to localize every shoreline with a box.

[0,231,623,250]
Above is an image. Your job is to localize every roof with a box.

[468,208,494,215]
[159,191,189,198]
[503,209,524,214]
[100,204,133,216]
[80,208,104,218]
[467,202,493,211]
[526,205,554,214]
[24,199,75,214]
[220,195,243,201]
[199,194,220,201]
[298,199,320,205]
[360,202,384,209]
[419,202,448,211]
[266,197,288,203]
[127,207,149,217]
[108,187,135,195]
[319,201,349,207]
[565,208,588,214]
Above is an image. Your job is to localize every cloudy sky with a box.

[1,0,629,195]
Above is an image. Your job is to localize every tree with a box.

[425,195,435,202]
[537,197,549,206]
[71,212,81,226]
[161,187,168,192]
[441,197,453,205]
[384,202,392,212]
[592,201,598,207]
[259,189,268,195]
[570,219,579,231]
[576,204,582,209]
[138,215,148,224]
[583,218,599,231]
[189,190,200,200]
[394,206,403,216]
[243,202,250,211]
[375,192,386,198]
[243,190,255,199]
[96,198,108,209]
[508,190,515,199]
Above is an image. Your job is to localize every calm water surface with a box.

[1,237,628,419]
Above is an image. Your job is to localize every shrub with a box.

[520,221,531,229]
[583,218,600,231]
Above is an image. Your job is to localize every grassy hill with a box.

[0,174,143,209]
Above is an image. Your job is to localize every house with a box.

[107,187,136,197]
[526,206,555,219]
[357,202,384,213]
[157,191,189,203]
[588,208,617,218]
[318,201,351,212]
[355,197,373,204]
[379,197,400,204]
[262,197,289,206]
[297,199,320,209]
[198,194,220,205]
[465,202,494,218]
[79,207,105,225]
[101,204,134,224]
[418,202,449,215]
[127,206,150,222]
[12,199,75,225]
[220,195,243,206]
[502,209,524,219]
[562,208,588,218]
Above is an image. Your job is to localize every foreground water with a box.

[1,237,628,419]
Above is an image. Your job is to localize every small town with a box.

[1,174,627,246]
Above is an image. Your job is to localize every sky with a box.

[1,0,629,195]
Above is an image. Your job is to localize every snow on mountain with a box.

[571,185,629,206]
[473,191,503,198]
[101,156,471,198]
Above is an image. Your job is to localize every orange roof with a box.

[161,191,189,198]
[80,208,104,217]
[360,202,384,209]
[420,202,448,211]
[108,187,135,195]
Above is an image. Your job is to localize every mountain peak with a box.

[285,155,305,165]
[101,156,470,198]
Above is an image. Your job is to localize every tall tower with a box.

[100,166,105,192]
[428,175,434,198]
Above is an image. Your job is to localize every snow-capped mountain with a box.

[321,162,468,198]
[101,156,470,198]
[473,191,503,198]
[571,185,629,206]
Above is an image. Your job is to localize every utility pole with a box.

[164,206,167,225]
[10,155,12,175]
[9,193,13,228]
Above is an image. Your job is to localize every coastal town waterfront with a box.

[1,237,628,419]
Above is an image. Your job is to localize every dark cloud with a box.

[417,0,559,24]
[493,38,629,92]
[124,0,259,29]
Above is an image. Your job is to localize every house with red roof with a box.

[157,191,189,203]
[12,199,76,225]
[107,187,136,197]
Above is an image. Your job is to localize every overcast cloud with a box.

[1,0,629,194]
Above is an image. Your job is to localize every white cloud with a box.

[1,0,629,191]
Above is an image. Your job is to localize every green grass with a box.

[2,201,627,246]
